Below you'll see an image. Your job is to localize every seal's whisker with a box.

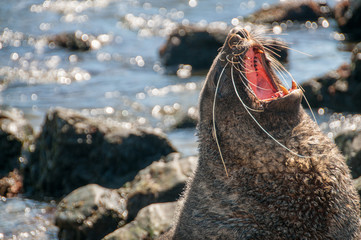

[263,40,312,57]
[235,64,274,92]
[230,64,309,158]
[230,61,264,113]
[226,54,241,64]
[269,59,291,89]
[234,59,263,75]
[262,45,282,58]
[233,64,260,96]
[213,61,229,177]
[269,57,318,125]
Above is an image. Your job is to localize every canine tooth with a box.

[255,48,264,54]
[280,85,289,95]
[291,80,297,90]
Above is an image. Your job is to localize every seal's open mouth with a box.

[244,46,297,102]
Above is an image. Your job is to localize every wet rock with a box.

[301,42,361,112]
[0,170,23,197]
[0,108,33,178]
[172,107,199,129]
[24,108,176,199]
[159,25,226,73]
[48,32,111,51]
[335,0,361,41]
[245,0,332,24]
[159,25,288,73]
[335,130,361,179]
[102,202,177,240]
[55,184,127,240]
[49,32,91,51]
[121,154,197,221]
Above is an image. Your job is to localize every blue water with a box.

[0,0,354,239]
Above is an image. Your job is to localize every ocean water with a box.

[0,0,356,239]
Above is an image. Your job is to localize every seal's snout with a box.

[226,27,250,48]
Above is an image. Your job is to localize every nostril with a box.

[230,27,249,38]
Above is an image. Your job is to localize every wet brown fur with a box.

[160,27,361,240]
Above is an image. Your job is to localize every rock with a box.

[159,25,227,73]
[121,154,197,221]
[301,42,361,112]
[172,107,199,129]
[48,32,91,51]
[335,0,361,41]
[350,42,361,82]
[55,154,196,240]
[159,25,288,73]
[245,0,332,24]
[0,170,23,197]
[335,130,361,179]
[353,176,361,199]
[55,184,127,240]
[173,114,198,129]
[0,108,33,178]
[102,202,177,240]
[24,108,176,199]
[48,32,111,51]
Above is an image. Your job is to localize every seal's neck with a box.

[197,107,310,176]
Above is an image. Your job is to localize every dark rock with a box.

[301,42,361,112]
[0,108,33,178]
[245,0,332,24]
[335,0,361,41]
[49,32,91,51]
[159,25,288,73]
[48,32,111,51]
[121,154,197,221]
[173,114,198,129]
[102,202,177,240]
[350,42,361,82]
[172,107,199,129]
[159,25,227,73]
[24,108,176,199]
[335,130,361,179]
[55,184,127,240]
[0,169,23,197]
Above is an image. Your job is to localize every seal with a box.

[161,27,361,239]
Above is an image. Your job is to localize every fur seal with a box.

[161,27,361,239]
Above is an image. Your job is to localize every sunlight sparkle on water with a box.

[189,0,197,7]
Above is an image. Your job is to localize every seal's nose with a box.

[229,27,249,39]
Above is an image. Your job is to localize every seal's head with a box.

[200,27,303,123]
